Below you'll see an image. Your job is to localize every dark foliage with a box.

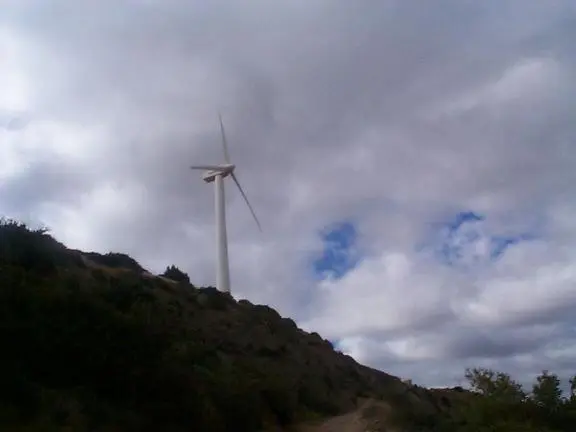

[160,265,191,284]
[83,251,145,273]
[0,219,406,430]
[419,368,576,432]
[0,218,81,274]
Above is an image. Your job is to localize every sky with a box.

[2,0,576,389]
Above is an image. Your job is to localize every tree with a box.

[569,376,576,402]
[532,370,562,411]
[464,367,525,403]
[0,218,70,273]
[161,265,190,284]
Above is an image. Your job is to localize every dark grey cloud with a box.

[0,159,92,211]
[445,326,558,360]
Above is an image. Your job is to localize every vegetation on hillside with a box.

[0,218,405,430]
[160,265,191,284]
[426,367,576,431]
[1,217,575,431]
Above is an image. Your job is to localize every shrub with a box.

[160,265,190,284]
[83,252,145,273]
[0,218,72,274]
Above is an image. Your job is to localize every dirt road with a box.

[294,399,395,432]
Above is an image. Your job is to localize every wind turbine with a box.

[190,114,261,294]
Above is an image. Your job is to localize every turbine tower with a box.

[190,114,261,294]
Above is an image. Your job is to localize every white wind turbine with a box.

[190,114,262,294]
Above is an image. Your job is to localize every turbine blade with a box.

[190,164,223,171]
[231,173,262,231]
[218,112,231,163]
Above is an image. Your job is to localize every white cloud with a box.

[434,57,564,117]
[302,252,459,338]
[0,27,31,112]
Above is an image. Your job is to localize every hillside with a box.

[1,218,576,431]
[0,218,455,431]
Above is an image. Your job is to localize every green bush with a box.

[160,265,190,284]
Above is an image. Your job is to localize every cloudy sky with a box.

[2,0,576,389]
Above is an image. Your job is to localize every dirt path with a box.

[293,399,395,432]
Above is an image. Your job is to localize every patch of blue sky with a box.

[312,221,360,280]
[422,210,538,269]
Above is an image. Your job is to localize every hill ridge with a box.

[0,218,460,431]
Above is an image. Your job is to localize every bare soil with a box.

[293,399,397,432]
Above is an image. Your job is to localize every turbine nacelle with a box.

[200,164,236,183]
